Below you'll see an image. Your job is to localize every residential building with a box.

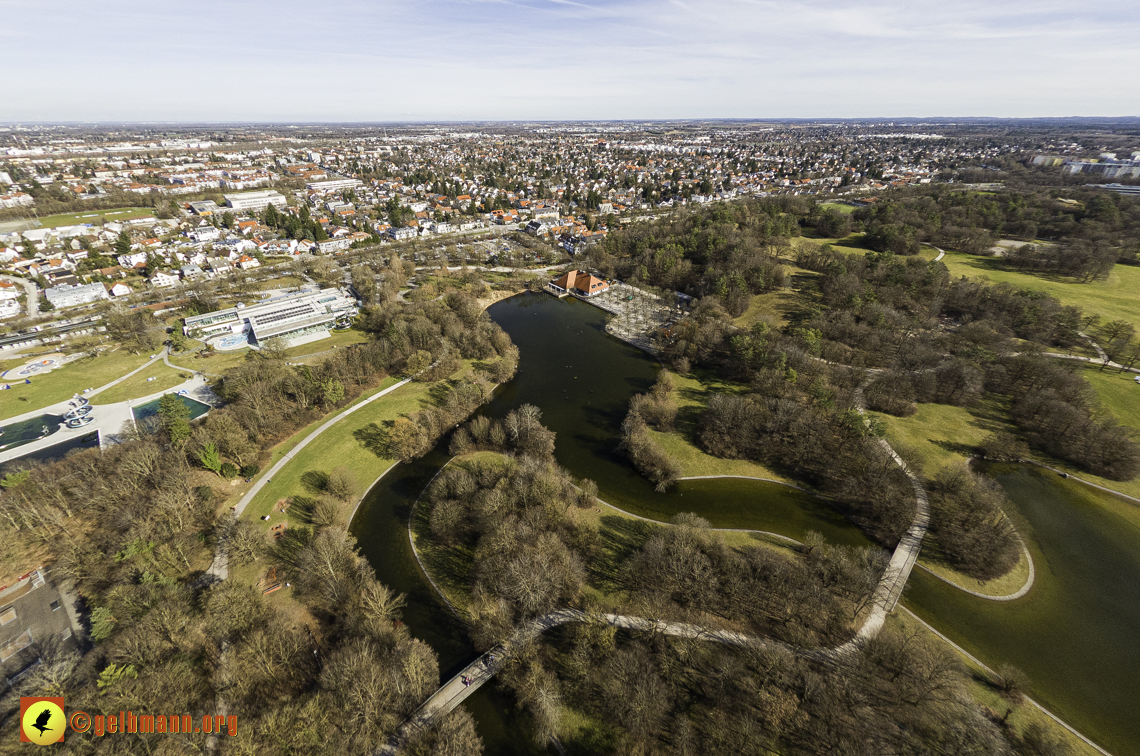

[44,282,109,308]
[150,270,180,288]
[109,283,133,297]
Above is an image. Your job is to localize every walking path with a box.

[2,347,170,427]
[915,544,1036,601]
[0,274,39,316]
[0,346,222,464]
[383,368,933,751]
[206,375,412,580]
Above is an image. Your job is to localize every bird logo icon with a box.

[20,697,65,745]
[31,708,53,736]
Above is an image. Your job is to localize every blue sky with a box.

[1,0,1136,121]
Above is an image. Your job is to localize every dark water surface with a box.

[353,292,1139,755]
[351,293,865,752]
[904,465,1140,756]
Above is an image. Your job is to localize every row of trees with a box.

[853,187,1140,276]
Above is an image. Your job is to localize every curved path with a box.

[206,375,411,580]
[915,544,1036,601]
[383,369,932,752]
[0,274,39,316]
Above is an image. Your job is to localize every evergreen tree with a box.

[157,394,191,445]
[114,230,131,257]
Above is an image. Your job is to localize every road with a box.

[0,274,40,317]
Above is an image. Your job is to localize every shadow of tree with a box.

[589,514,656,594]
[287,495,319,524]
[270,525,314,570]
[931,439,979,458]
[300,470,329,494]
[353,421,394,458]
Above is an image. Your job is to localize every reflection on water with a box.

[352,292,873,753]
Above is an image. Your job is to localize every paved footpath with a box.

[206,375,411,580]
[379,368,933,753]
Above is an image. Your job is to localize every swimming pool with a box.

[0,415,61,453]
[131,395,212,426]
[215,333,251,350]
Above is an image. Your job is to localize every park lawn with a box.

[916,546,1032,599]
[91,362,192,405]
[241,364,478,530]
[1082,365,1140,431]
[890,611,1105,756]
[937,249,1140,331]
[794,232,871,257]
[168,330,373,374]
[36,207,155,228]
[870,399,1009,476]
[820,202,856,214]
[1,349,153,421]
[252,274,305,291]
[288,328,371,360]
[649,369,792,484]
[167,349,252,374]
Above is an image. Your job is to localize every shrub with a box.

[195,485,215,504]
[220,462,239,479]
[240,463,260,478]
[326,466,360,501]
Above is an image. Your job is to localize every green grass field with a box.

[647,369,792,483]
[92,362,192,405]
[1,349,153,420]
[1083,365,1140,431]
[240,364,484,529]
[168,329,372,375]
[936,250,1140,331]
[820,202,857,214]
[35,207,156,229]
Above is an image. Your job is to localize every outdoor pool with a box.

[131,395,212,424]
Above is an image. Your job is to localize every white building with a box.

[223,190,288,212]
[150,270,180,288]
[0,297,20,319]
[305,178,362,193]
[44,282,109,309]
[183,287,358,350]
[109,283,133,297]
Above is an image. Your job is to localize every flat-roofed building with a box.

[223,190,287,212]
[182,287,357,350]
[44,282,109,309]
[306,178,363,193]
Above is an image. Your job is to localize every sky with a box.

[1,0,1137,121]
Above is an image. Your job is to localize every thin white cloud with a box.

[0,0,1137,120]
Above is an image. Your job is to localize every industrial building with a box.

[182,288,358,350]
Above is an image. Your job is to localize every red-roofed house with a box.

[550,269,609,298]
